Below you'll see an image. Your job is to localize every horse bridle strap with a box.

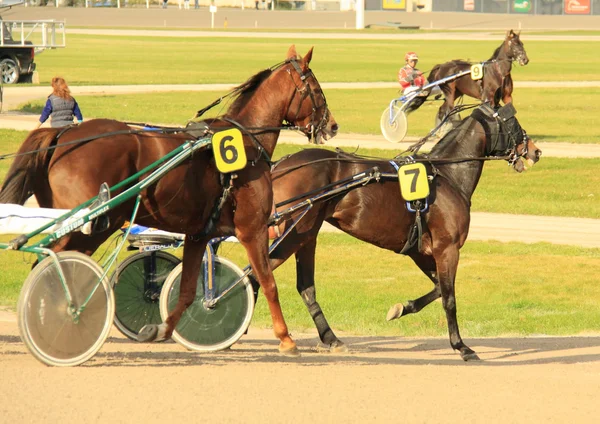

[287,59,329,139]
[220,117,271,164]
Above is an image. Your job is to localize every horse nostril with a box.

[535,149,542,159]
[331,123,339,134]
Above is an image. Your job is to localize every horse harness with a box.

[287,59,330,143]
[189,58,330,240]
[390,102,527,255]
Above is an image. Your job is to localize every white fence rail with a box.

[1,19,65,52]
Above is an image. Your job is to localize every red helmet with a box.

[405,52,419,62]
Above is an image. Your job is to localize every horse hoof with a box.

[461,351,481,362]
[330,341,348,353]
[279,345,301,357]
[386,303,404,321]
[137,324,158,343]
[315,341,348,353]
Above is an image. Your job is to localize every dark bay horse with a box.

[262,104,541,361]
[426,30,528,124]
[0,45,338,356]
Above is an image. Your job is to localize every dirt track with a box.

[2,312,600,423]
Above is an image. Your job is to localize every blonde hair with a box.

[51,76,73,100]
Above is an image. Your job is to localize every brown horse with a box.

[261,103,540,361]
[0,45,338,355]
[425,30,529,124]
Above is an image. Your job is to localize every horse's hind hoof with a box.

[279,345,301,357]
[330,341,348,353]
[461,351,481,362]
[315,341,348,353]
[137,325,158,343]
[386,303,404,321]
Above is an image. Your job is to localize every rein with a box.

[0,126,185,162]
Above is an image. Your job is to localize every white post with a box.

[210,5,217,28]
[146,0,149,9]
[355,0,364,29]
[117,0,121,8]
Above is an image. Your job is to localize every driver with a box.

[398,52,427,95]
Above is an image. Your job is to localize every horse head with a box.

[505,29,529,66]
[482,103,541,172]
[280,45,338,144]
[511,132,542,172]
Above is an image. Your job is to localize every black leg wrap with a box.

[308,302,337,345]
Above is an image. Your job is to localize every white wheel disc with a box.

[380,105,408,143]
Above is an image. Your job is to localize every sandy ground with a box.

[2,311,600,423]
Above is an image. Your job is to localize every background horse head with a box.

[427,30,528,125]
[0,45,337,356]
[259,104,540,359]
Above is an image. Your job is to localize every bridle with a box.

[506,130,530,168]
[506,36,527,65]
[286,58,330,142]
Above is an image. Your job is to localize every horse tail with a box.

[0,129,59,205]
[428,64,442,82]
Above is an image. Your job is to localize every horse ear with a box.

[302,47,314,70]
[287,45,298,60]
[507,29,515,38]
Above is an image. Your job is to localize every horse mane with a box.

[489,45,503,61]
[428,115,485,160]
[225,68,273,117]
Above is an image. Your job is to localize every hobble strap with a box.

[399,203,424,255]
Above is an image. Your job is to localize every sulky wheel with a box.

[159,256,254,352]
[17,252,114,367]
[111,251,180,340]
[380,104,408,143]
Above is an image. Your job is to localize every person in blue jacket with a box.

[35,76,83,129]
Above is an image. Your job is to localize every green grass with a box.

[212,235,600,337]
[1,130,598,218]
[15,87,600,143]
[2,233,599,337]
[26,35,600,85]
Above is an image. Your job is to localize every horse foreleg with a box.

[386,254,441,321]
[435,246,479,361]
[240,232,299,356]
[294,238,347,353]
[138,237,208,343]
[501,74,514,105]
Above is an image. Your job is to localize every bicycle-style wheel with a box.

[111,251,180,340]
[17,252,114,367]
[159,256,254,352]
[380,104,408,143]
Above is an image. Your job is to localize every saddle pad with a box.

[123,224,238,244]
[0,204,90,235]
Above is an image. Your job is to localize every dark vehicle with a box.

[1,18,36,84]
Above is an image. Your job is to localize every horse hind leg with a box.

[294,238,347,353]
[386,253,441,321]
